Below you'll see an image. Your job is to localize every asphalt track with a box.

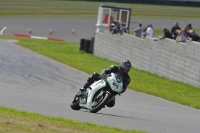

[1,18,200,133]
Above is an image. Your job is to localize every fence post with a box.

[150,38,158,73]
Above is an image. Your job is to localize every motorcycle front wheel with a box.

[70,91,82,110]
[90,92,111,113]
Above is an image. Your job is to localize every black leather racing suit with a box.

[82,65,131,107]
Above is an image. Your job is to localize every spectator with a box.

[103,13,113,25]
[176,29,187,43]
[116,21,121,35]
[109,23,115,33]
[146,24,153,38]
[171,22,181,40]
[160,28,173,40]
[120,23,129,35]
[188,30,200,42]
[142,25,148,39]
[111,23,119,34]
[181,28,190,39]
[134,23,142,38]
[185,23,193,36]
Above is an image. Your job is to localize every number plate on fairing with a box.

[107,73,123,93]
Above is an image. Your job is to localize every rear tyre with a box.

[70,91,81,110]
[90,92,111,113]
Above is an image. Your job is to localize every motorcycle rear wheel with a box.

[90,92,111,113]
[70,91,81,110]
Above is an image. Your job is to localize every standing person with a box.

[142,25,148,39]
[171,22,181,40]
[103,13,113,25]
[160,28,173,40]
[146,24,153,38]
[134,23,142,38]
[80,60,132,107]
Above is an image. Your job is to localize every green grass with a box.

[0,0,200,19]
[0,36,195,109]
[0,106,146,133]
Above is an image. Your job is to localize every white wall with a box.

[94,31,200,88]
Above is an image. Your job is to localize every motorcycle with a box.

[70,72,123,113]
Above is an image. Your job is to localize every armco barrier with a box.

[94,31,200,88]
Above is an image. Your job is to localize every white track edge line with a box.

[0,27,7,35]
[31,36,47,40]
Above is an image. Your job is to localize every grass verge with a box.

[0,106,146,133]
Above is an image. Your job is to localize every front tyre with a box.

[70,91,81,110]
[90,92,111,113]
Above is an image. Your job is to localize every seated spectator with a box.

[171,22,181,40]
[109,23,115,33]
[160,28,173,40]
[121,23,129,35]
[188,30,200,42]
[176,30,187,43]
[146,24,153,38]
[116,21,121,35]
[134,23,142,38]
[111,23,119,34]
[185,23,193,36]
[181,28,190,39]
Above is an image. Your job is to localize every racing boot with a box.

[80,82,90,92]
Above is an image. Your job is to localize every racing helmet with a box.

[119,60,132,73]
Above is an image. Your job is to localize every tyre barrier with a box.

[80,39,85,51]
[80,38,94,54]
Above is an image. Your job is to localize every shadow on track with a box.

[80,110,152,121]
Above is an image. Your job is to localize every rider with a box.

[80,60,131,107]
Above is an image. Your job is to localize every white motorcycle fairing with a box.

[79,79,106,109]
[107,73,123,93]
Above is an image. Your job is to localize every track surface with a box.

[1,18,200,133]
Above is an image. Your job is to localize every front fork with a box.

[95,91,114,104]
[106,95,115,103]
[94,91,104,102]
